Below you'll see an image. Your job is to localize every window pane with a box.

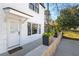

[32,24,38,34]
[29,3,34,10]
[35,7,39,13]
[35,3,39,13]
[27,22,31,35]
[29,3,39,13]
[35,3,39,8]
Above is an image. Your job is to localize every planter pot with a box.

[42,35,52,46]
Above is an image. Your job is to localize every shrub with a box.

[43,32,55,37]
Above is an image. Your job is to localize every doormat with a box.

[8,46,23,54]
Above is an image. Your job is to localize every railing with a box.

[42,32,62,56]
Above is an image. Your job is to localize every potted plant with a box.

[42,32,54,46]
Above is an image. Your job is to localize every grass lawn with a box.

[63,31,79,40]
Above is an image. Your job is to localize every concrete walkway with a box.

[55,38,79,56]
[25,37,56,56]
[0,38,42,56]
[25,45,48,56]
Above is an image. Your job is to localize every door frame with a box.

[6,13,22,50]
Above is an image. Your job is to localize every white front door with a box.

[7,19,20,48]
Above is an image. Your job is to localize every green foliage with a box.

[56,7,79,30]
[43,31,55,37]
[43,26,60,37]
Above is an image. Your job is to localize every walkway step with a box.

[25,45,48,56]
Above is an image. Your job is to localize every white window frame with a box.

[27,22,40,36]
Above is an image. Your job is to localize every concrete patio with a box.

[0,33,61,56]
[0,38,42,56]
[25,45,48,56]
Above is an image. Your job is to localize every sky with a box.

[49,3,60,20]
[47,3,79,20]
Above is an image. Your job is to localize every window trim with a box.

[27,22,41,36]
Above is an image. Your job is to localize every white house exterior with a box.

[0,3,45,54]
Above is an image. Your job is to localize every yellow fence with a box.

[42,32,62,56]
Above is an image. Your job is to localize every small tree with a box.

[56,6,79,31]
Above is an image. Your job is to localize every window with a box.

[35,3,39,13]
[27,22,39,35]
[29,3,34,10]
[29,3,39,13]
[32,24,38,34]
[39,24,41,34]
[27,22,31,35]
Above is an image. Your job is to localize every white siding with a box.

[0,5,7,54]
[0,3,45,54]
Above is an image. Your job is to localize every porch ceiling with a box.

[3,7,33,23]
